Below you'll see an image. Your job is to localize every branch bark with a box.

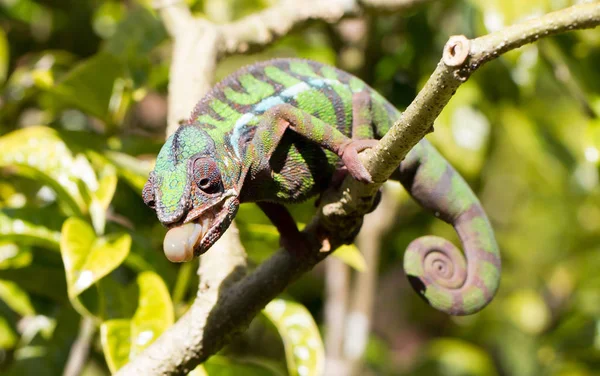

[118,2,600,375]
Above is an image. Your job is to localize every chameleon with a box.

[142,58,501,315]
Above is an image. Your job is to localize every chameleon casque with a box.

[143,58,501,316]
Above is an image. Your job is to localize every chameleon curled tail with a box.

[395,140,501,315]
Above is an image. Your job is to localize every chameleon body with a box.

[143,58,501,315]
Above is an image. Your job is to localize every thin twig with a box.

[364,2,600,182]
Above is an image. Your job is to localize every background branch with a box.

[346,186,401,375]
[62,316,96,376]
[117,2,600,375]
[323,257,351,375]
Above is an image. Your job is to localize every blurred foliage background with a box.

[1,0,599,375]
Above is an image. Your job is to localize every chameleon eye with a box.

[193,158,222,194]
[142,177,156,209]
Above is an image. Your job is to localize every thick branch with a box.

[118,3,600,375]
[116,223,247,375]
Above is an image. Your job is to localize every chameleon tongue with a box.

[163,222,203,263]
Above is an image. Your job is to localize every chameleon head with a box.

[142,125,241,262]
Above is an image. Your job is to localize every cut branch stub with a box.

[442,35,470,67]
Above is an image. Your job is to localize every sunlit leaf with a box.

[105,151,153,192]
[467,0,550,33]
[0,243,33,269]
[332,244,367,272]
[89,163,118,235]
[202,356,285,376]
[0,209,61,250]
[100,319,130,373]
[0,316,17,349]
[0,127,98,215]
[188,365,208,376]
[263,299,324,376]
[60,217,130,300]
[100,271,173,372]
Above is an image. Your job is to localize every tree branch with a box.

[62,316,96,376]
[158,0,431,133]
[365,2,600,182]
[346,186,401,375]
[323,257,351,375]
[117,2,600,375]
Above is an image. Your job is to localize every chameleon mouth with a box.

[162,195,236,262]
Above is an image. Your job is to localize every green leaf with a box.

[100,319,131,372]
[89,163,118,235]
[100,271,174,372]
[263,299,324,376]
[49,53,125,121]
[188,365,208,376]
[201,356,285,376]
[0,127,98,215]
[332,244,367,272]
[60,217,130,301]
[104,6,167,88]
[0,209,61,250]
[0,243,33,269]
[95,164,118,210]
[105,151,153,192]
[0,316,17,349]
[0,28,8,84]
[0,265,67,302]
[0,279,35,316]
[97,276,137,320]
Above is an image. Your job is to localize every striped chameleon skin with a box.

[144,58,501,315]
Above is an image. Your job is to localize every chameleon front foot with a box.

[338,139,378,184]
